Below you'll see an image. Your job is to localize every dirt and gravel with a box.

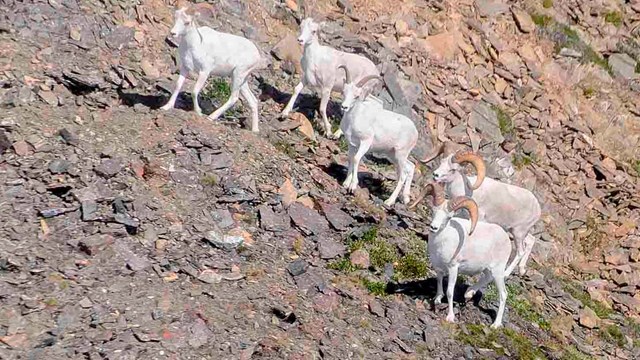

[1,0,640,359]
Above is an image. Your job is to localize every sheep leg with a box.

[191,71,209,116]
[161,71,187,110]
[385,155,408,206]
[445,266,459,323]
[281,82,304,117]
[207,74,243,121]
[347,138,373,193]
[518,234,536,274]
[400,160,415,204]
[490,271,507,328]
[464,269,492,300]
[318,88,334,137]
[240,82,259,133]
[511,230,528,276]
[342,146,356,189]
[434,272,444,304]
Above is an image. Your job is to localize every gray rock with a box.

[210,153,233,169]
[319,202,353,231]
[58,128,79,146]
[113,214,139,228]
[608,53,639,81]
[288,202,330,235]
[204,228,244,250]
[317,238,346,259]
[210,209,235,229]
[48,159,71,174]
[81,200,98,221]
[0,131,10,154]
[259,205,290,232]
[559,48,582,58]
[94,159,122,178]
[468,101,505,144]
[511,7,535,33]
[288,259,308,277]
[475,0,509,17]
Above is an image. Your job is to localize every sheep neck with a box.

[447,171,472,198]
[180,26,207,47]
[303,37,321,52]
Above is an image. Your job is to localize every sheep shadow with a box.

[320,162,388,199]
[257,78,343,125]
[118,90,168,110]
[388,277,498,320]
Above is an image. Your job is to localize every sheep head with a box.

[339,65,382,111]
[427,144,486,190]
[298,18,325,46]
[430,195,479,235]
[170,2,214,39]
[408,182,445,209]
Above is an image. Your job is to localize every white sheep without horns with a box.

[408,183,515,328]
[161,2,267,132]
[418,142,541,276]
[280,17,380,138]
[338,66,419,206]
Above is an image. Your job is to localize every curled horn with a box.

[452,151,486,190]
[420,141,457,164]
[338,65,351,84]
[448,196,479,235]
[408,182,445,209]
[355,74,383,88]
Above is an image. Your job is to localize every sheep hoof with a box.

[464,289,476,300]
[160,104,172,111]
[279,111,290,119]
[383,199,395,207]
[518,267,527,276]
[445,314,455,323]
[433,296,442,305]
[490,322,502,329]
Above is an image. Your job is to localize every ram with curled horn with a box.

[418,185,517,329]
[418,140,541,277]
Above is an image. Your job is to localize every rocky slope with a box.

[0,0,639,359]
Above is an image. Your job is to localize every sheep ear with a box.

[318,21,327,29]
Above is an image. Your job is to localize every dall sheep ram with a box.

[409,183,514,328]
[338,66,419,206]
[161,2,266,132]
[280,18,380,138]
[419,142,541,276]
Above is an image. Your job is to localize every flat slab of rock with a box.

[317,238,346,259]
[319,202,353,231]
[288,202,330,235]
[259,205,290,232]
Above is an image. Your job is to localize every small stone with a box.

[578,306,599,329]
[604,249,629,266]
[290,113,315,141]
[319,202,353,231]
[369,299,385,317]
[279,178,297,208]
[12,141,31,156]
[155,239,168,251]
[350,249,370,268]
[608,53,639,81]
[288,259,308,277]
[79,234,114,255]
[94,159,123,178]
[79,297,92,308]
[204,228,244,250]
[69,26,81,41]
[511,7,535,33]
[395,19,409,36]
[197,269,222,284]
[210,153,233,169]
[113,214,139,228]
[258,205,290,232]
[140,59,160,78]
[288,202,330,235]
[317,238,346,260]
[81,200,98,221]
[58,128,79,146]
[38,90,58,106]
[48,159,71,174]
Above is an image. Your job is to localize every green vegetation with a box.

[513,152,535,170]
[44,298,59,306]
[338,136,349,152]
[560,346,592,360]
[274,140,297,158]
[582,87,596,98]
[604,11,623,27]
[633,160,640,176]
[456,324,547,359]
[394,232,429,280]
[203,78,231,103]
[362,278,388,296]
[600,325,625,347]
[328,258,357,272]
[531,13,613,74]
[563,282,612,318]
[292,237,303,254]
[201,174,218,186]
[483,282,550,330]
[636,61,640,74]
[493,105,514,137]
[542,0,553,9]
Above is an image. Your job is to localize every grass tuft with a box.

[582,87,596,98]
[274,140,297,158]
[201,174,218,186]
[563,281,612,318]
[493,105,514,136]
[604,11,623,27]
[362,278,388,296]
[599,325,625,347]
[327,258,357,272]
[542,0,553,9]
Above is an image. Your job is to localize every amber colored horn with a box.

[452,151,486,190]
[338,65,351,84]
[419,140,458,164]
[448,196,479,235]
[355,74,383,88]
[408,182,445,209]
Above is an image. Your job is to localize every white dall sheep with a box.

[280,18,379,138]
[161,2,266,132]
[419,142,541,276]
[409,183,515,328]
[338,66,418,206]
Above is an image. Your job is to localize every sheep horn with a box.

[408,182,445,209]
[448,196,478,235]
[338,65,351,84]
[355,75,382,88]
[452,151,486,190]
[420,140,458,164]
